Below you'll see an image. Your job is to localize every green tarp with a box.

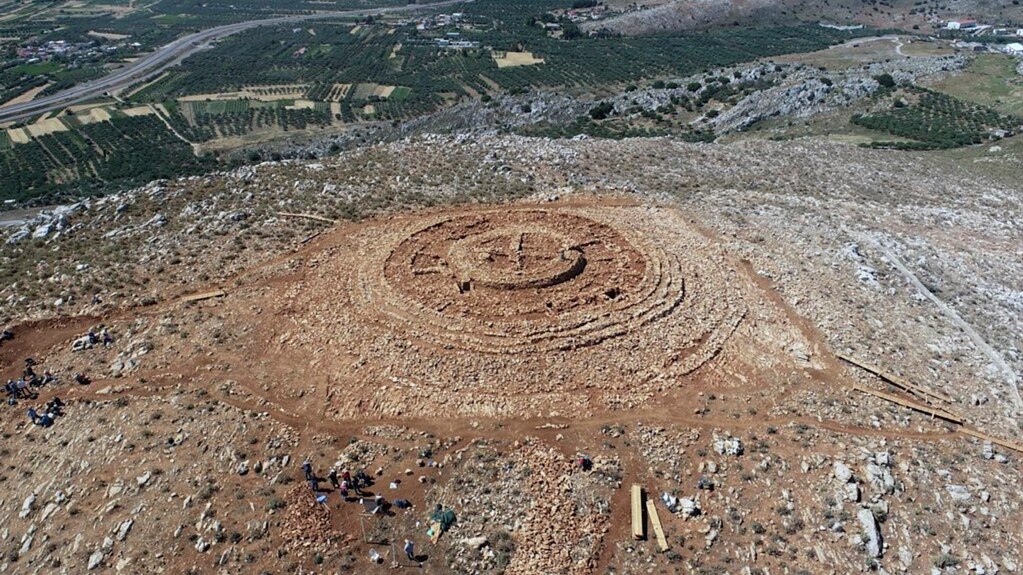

[430,508,456,532]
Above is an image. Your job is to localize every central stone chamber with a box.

[447,226,586,292]
[385,209,648,323]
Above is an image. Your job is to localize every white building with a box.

[1016,29,1023,36]
[1005,42,1023,55]
[946,19,978,30]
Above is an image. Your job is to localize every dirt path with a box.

[147,102,198,152]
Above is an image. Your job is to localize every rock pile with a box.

[278,485,349,554]
[502,440,611,575]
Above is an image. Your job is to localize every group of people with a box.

[27,397,65,427]
[300,458,426,564]
[5,359,55,405]
[2,324,110,432]
[71,328,114,352]
[4,356,76,429]
[303,459,373,502]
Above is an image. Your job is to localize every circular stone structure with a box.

[444,224,586,292]
[280,201,752,418]
[366,209,673,352]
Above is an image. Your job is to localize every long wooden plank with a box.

[278,212,337,224]
[850,383,1023,455]
[960,426,1023,454]
[176,289,226,304]
[839,354,954,404]
[645,499,669,551]
[630,484,644,540]
[850,383,963,424]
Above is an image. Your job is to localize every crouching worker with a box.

[46,397,64,417]
[28,408,53,427]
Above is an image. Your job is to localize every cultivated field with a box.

[494,51,545,68]
[930,53,1023,116]
[177,84,312,103]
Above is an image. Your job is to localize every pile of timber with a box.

[175,289,227,305]
[631,484,669,552]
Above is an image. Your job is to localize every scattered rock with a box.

[834,461,853,483]
[116,519,134,541]
[461,536,489,549]
[19,494,36,518]
[858,508,883,558]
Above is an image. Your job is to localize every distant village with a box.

[407,1,622,48]
[411,12,481,49]
[547,3,611,23]
[943,18,1023,57]
[10,37,140,66]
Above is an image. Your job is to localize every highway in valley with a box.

[0,0,469,124]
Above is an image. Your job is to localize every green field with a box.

[0,115,215,203]
[151,14,190,24]
[207,100,250,114]
[168,97,332,142]
[931,54,1023,116]
[307,44,333,57]
[11,61,62,75]
[351,83,380,100]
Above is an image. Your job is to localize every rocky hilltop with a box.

[1,134,1022,574]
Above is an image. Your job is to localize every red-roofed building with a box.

[946,19,978,30]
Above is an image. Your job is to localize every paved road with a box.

[0,0,468,124]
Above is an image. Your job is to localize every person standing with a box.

[328,468,340,490]
[349,469,364,495]
[404,539,415,562]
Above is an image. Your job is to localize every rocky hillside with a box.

[582,0,782,36]
[2,133,1022,574]
[583,0,1023,36]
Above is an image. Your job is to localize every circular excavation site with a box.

[278,201,752,419]
[370,209,676,353]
